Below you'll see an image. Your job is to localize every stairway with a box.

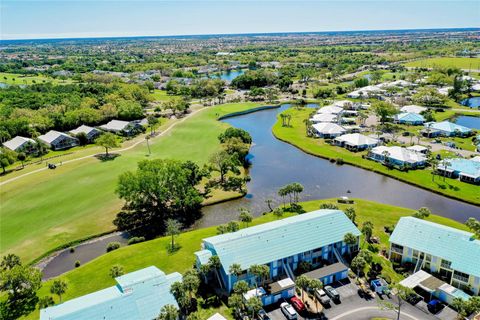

[283,260,296,281]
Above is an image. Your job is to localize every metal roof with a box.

[334,133,378,147]
[194,249,212,265]
[395,112,425,123]
[203,210,360,274]
[425,121,472,134]
[390,217,480,278]
[302,262,348,280]
[40,267,181,320]
[3,136,36,151]
[440,158,480,178]
[370,146,426,164]
[69,125,100,136]
[312,123,346,135]
[38,130,75,144]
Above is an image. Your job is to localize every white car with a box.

[280,302,297,320]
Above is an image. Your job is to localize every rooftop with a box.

[312,122,346,135]
[441,158,480,178]
[395,112,425,123]
[202,210,360,273]
[38,130,74,144]
[3,136,36,151]
[425,121,472,134]
[100,120,131,131]
[390,217,480,278]
[69,125,100,136]
[371,146,426,164]
[334,133,378,146]
[400,105,427,114]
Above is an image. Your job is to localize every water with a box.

[215,69,245,82]
[455,115,480,130]
[41,232,129,280]
[461,97,480,109]
[198,104,479,228]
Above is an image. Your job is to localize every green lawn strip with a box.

[0,102,262,262]
[25,198,467,319]
[404,57,480,70]
[272,108,480,205]
[150,89,179,102]
[0,72,74,85]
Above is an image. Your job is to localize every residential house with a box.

[69,125,102,143]
[368,146,427,169]
[310,113,337,123]
[400,105,427,114]
[40,266,181,320]
[406,145,428,154]
[347,85,385,99]
[38,130,79,150]
[194,210,360,306]
[437,158,480,185]
[317,105,344,115]
[423,121,472,137]
[100,120,143,136]
[334,133,379,151]
[389,217,480,295]
[394,112,425,125]
[3,136,37,154]
[312,123,346,139]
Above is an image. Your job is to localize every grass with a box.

[404,57,480,70]
[0,102,262,263]
[0,72,74,85]
[24,198,468,320]
[272,108,480,205]
[150,89,179,102]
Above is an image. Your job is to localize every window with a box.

[453,270,469,283]
[425,254,432,262]
[441,259,451,269]
[413,250,420,258]
[391,243,403,254]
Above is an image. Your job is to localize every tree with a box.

[361,221,374,244]
[466,218,480,238]
[208,256,223,288]
[0,254,21,271]
[182,269,200,300]
[248,264,269,292]
[378,284,414,320]
[166,219,181,251]
[147,115,159,135]
[109,265,124,278]
[413,207,431,219]
[170,281,191,312]
[308,278,323,312]
[96,132,120,157]
[350,255,366,278]
[208,150,240,184]
[0,148,17,174]
[452,296,480,318]
[157,304,178,320]
[371,70,383,84]
[238,208,253,227]
[227,220,240,232]
[17,152,26,169]
[345,207,356,224]
[246,296,262,319]
[50,279,67,303]
[114,159,204,237]
[216,224,228,234]
[233,280,250,295]
[37,296,55,309]
[343,232,357,253]
[273,208,284,219]
[372,101,397,125]
[0,258,42,319]
[145,135,151,155]
[428,154,439,182]
[295,275,310,301]
[229,263,242,278]
[228,293,244,317]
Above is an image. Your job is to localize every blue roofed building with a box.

[437,158,480,185]
[40,266,182,320]
[389,217,480,295]
[423,121,473,137]
[195,210,360,305]
[394,112,425,125]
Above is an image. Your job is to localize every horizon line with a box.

[2,27,479,42]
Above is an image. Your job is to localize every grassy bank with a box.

[0,102,261,263]
[272,108,480,205]
[25,198,468,319]
[404,57,480,69]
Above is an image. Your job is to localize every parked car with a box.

[324,286,340,301]
[290,296,306,313]
[258,309,270,320]
[427,299,443,314]
[406,293,422,305]
[280,302,297,320]
[315,289,331,305]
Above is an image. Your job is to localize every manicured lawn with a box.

[150,89,179,102]
[0,72,74,85]
[272,108,480,205]
[404,57,480,70]
[25,198,468,320]
[0,103,261,263]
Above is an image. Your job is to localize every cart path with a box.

[0,107,208,187]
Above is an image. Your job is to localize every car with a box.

[290,296,306,313]
[280,302,297,320]
[427,299,443,314]
[258,309,270,320]
[315,289,331,305]
[48,163,56,169]
[324,285,340,301]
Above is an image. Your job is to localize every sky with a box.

[1,0,479,40]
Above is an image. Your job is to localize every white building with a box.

[312,123,346,138]
[400,105,427,114]
[3,136,37,154]
[69,125,102,142]
[368,146,427,169]
[334,133,379,151]
[310,113,338,123]
[38,130,79,150]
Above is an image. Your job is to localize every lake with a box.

[215,69,245,82]
[461,97,480,109]
[455,115,480,130]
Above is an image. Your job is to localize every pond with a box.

[455,115,480,130]
[214,69,245,82]
[41,104,480,279]
[461,97,480,109]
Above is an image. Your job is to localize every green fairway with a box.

[404,57,480,70]
[0,72,74,85]
[272,108,480,205]
[150,89,179,102]
[25,198,468,320]
[0,102,261,263]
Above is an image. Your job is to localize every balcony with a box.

[452,273,469,283]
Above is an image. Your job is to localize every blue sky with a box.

[1,1,479,40]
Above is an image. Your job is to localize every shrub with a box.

[74,260,81,268]
[336,158,344,165]
[106,242,121,252]
[127,237,145,245]
[69,247,75,253]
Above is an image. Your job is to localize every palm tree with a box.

[343,232,358,254]
[295,275,310,302]
[208,256,223,288]
[361,221,374,245]
[246,296,263,319]
[145,136,151,155]
[50,279,68,303]
[428,154,439,182]
[238,208,253,227]
[442,159,451,182]
[166,219,181,252]
[229,263,242,278]
[308,278,323,313]
[157,304,179,320]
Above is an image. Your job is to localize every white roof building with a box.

[310,113,337,123]
[379,80,414,88]
[334,133,379,148]
[100,120,131,132]
[347,85,384,99]
[3,136,36,152]
[332,100,353,108]
[370,146,427,165]
[317,105,344,115]
[407,145,428,154]
[400,105,427,114]
[38,130,79,150]
[437,86,453,96]
[312,123,346,137]
[69,125,100,136]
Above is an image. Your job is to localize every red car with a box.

[290,296,306,313]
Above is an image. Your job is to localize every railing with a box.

[283,260,295,281]
[414,258,424,273]
[440,262,451,269]
[333,247,348,267]
[452,274,469,283]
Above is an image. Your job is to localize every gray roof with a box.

[38,130,75,144]
[3,136,36,151]
[69,125,100,136]
[100,120,130,131]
